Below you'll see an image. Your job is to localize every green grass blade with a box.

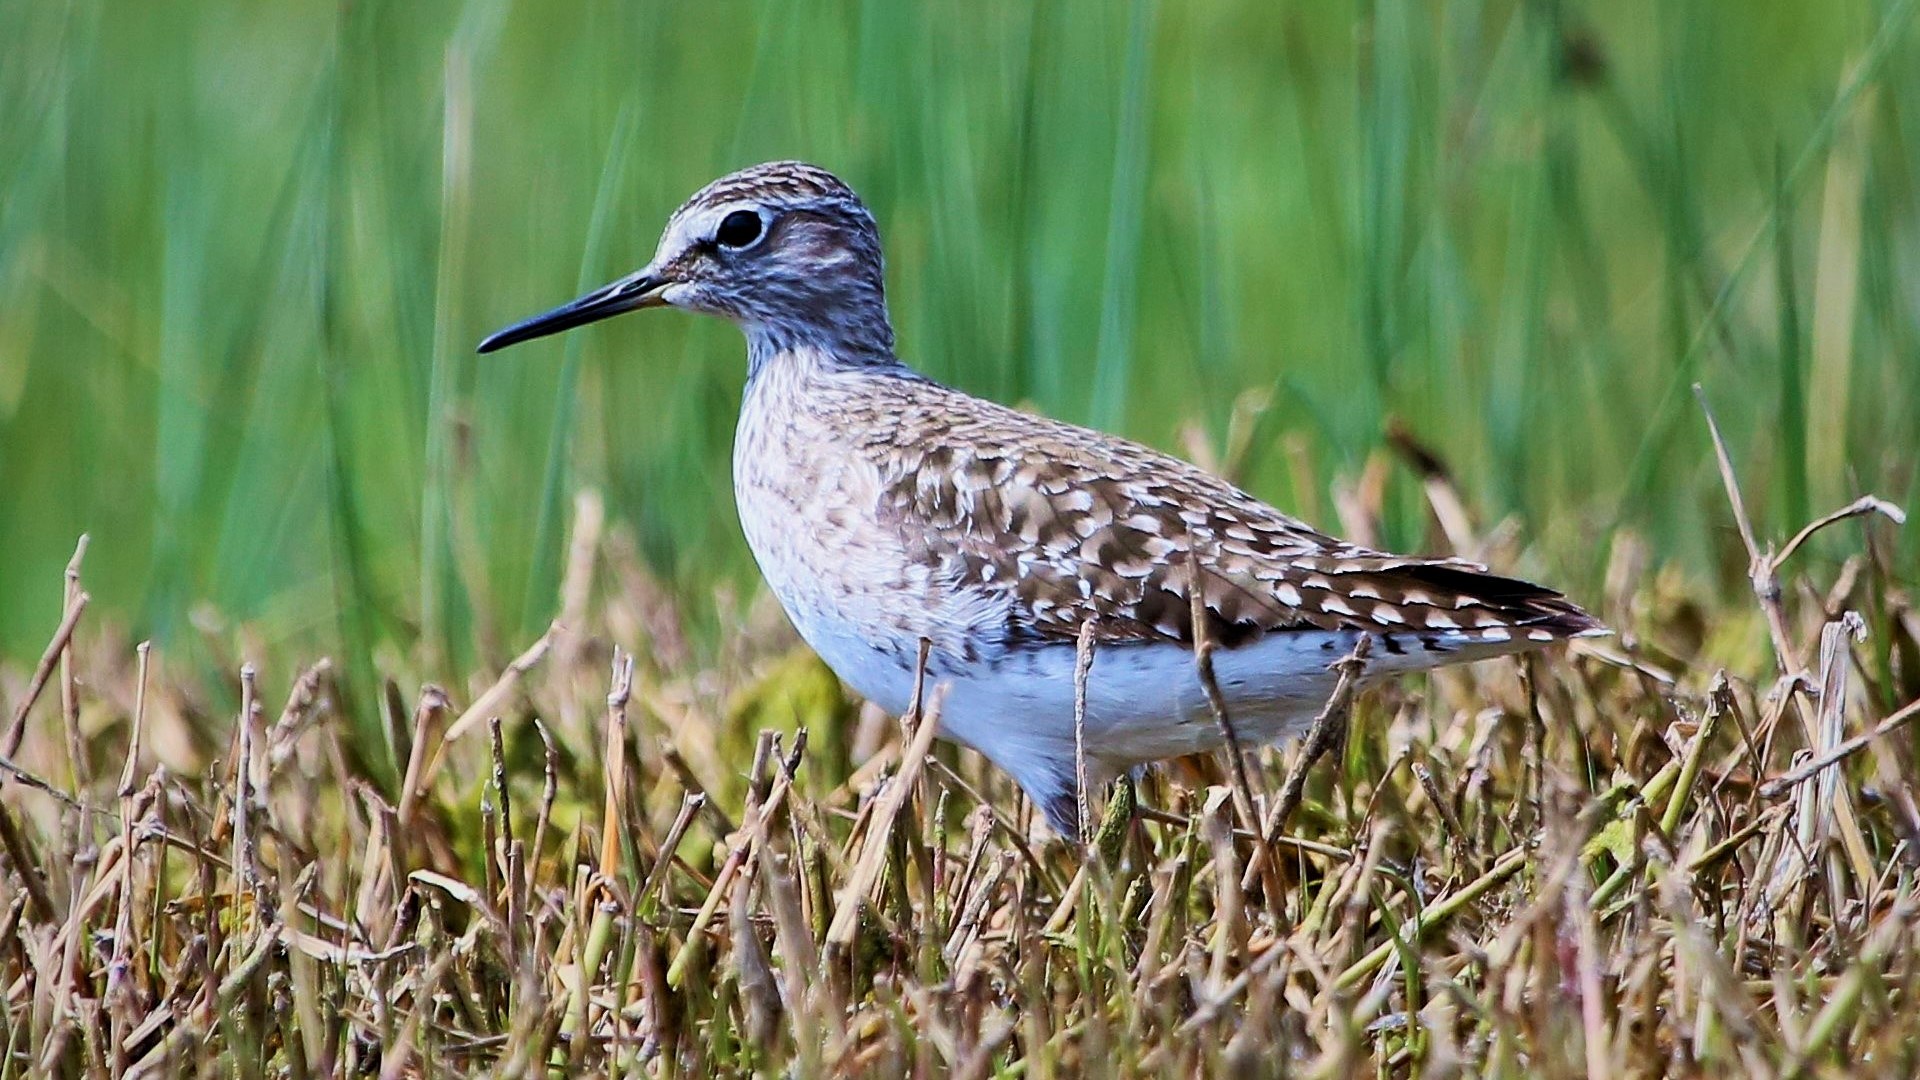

[1087,0,1156,432]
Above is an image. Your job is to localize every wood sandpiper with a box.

[479,161,1602,835]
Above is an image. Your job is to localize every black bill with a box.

[476,271,667,353]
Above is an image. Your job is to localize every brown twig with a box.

[59,535,89,794]
[1072,620,1096,846]
[1244,634,1371,893]
[0,798,56,923]
[666,733,806,989]
[529,718,559,886]
[598,650,635,884]
[488,715,514,860]
[1188,553,1262,832]
[827,666,945,951]
[395,685,450,830]
[924,756,1058,889]
[232,666,264,916]
[0,753,88,811]
[119,643,153,799]
[1760,692,1920,799]
[3,588,89,758]
[266,659,333,774]
[637,792,705,911]
[1773,495,1906,571]
[437,622,561,747]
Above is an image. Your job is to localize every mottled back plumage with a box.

[857,378,1592,650]
[482,160,1603,836]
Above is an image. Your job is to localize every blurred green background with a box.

[2,0,1915,674]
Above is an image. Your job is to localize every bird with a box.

[479,161,1602,837]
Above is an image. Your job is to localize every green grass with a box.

[2,1,1917,675]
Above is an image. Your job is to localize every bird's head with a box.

[478,161,894,366]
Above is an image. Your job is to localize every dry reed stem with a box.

[1760,692,1920,797]
[598,649,635,884]
[1244,634,1371,893]
[1188,553,1262,835]
[58,535,88,796]
[1072,619,1096,846]
[827,680,945,951]
[437,621,561,746]
[3,587,89,758]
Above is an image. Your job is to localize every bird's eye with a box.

[714,210,764,249]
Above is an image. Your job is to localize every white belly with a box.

[783,599,1521,812]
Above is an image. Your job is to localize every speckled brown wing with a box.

[863,382,1599,650]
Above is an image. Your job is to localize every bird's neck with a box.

[741,274,906,380]
[741,302,900,382]
[739,338,921,420]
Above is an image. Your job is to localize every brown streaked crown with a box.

[677,160,864,210]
